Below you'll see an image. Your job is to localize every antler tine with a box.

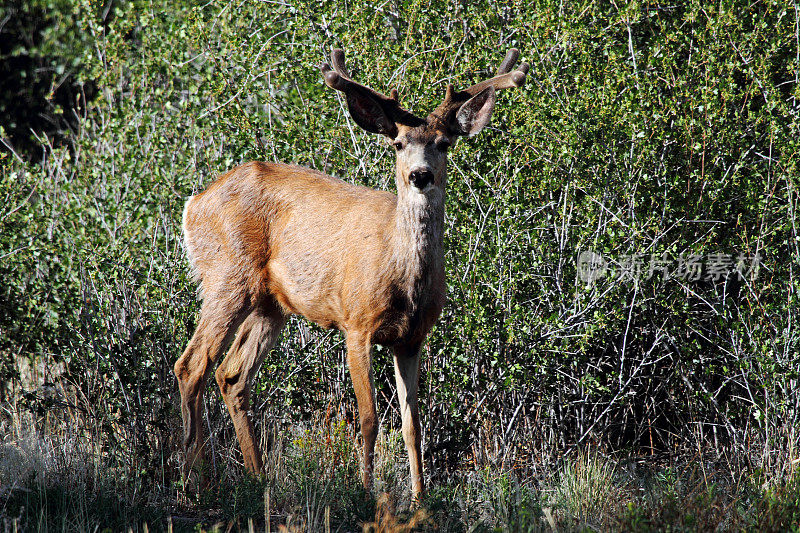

[429,49,528,127]
[330,49,351,78]
[462,49,529,97]
[496,48,520,74]
[320,49,396,102]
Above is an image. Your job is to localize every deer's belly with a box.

[370,301,441,346]
[266,259,343,328]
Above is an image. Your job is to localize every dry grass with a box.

[549,449,624,528]
[2,387,800,531]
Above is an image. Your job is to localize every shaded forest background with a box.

[1,0,798,530]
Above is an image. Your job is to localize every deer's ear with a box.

[453,86,496,137]
[345,89,398,138]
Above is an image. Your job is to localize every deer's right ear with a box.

[453,86,496,137]
[345,89,398,138]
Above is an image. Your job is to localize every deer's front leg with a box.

[345,332,378,490]
[393,342,424,500]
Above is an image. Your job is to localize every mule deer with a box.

[174,48,528,499]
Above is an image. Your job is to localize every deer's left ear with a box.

[345,89,398,138]
[453,86,496,137]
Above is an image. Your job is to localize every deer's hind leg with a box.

[215,299,286,474]
[174,285,251,475]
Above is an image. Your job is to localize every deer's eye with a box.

[435,138,451,152]
[393,140,405,150]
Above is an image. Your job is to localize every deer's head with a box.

[321,49,528,199]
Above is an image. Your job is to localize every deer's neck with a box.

[391,187,445,298]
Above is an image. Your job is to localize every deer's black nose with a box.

[409,169,434,189]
